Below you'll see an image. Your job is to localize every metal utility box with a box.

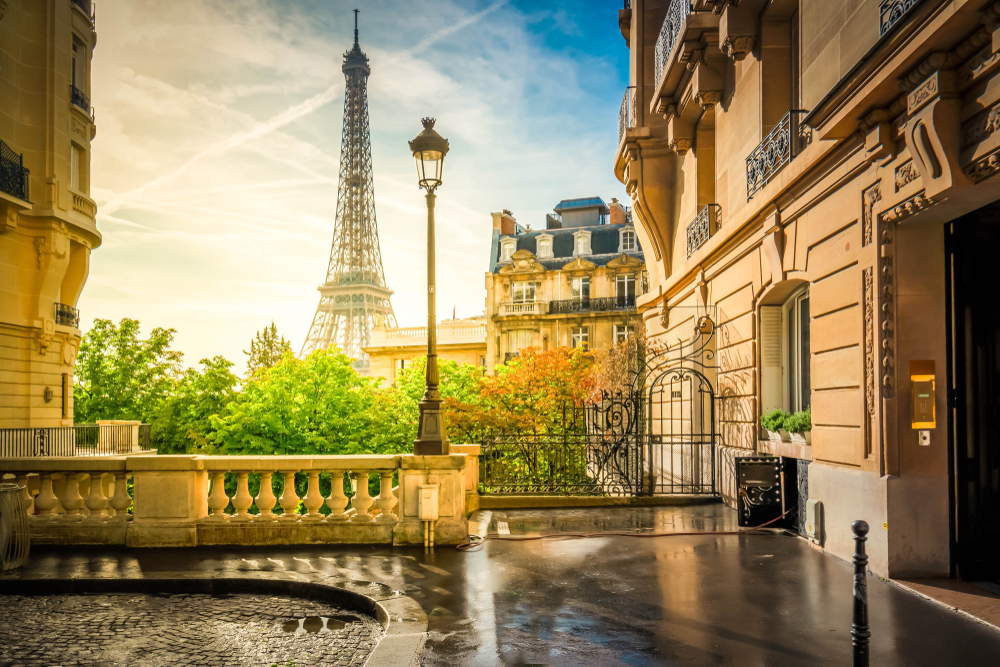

[736,457,791,528]
[418,484,439,521]
[805,498,823,544]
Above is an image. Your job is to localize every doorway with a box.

[948,203,1000,582]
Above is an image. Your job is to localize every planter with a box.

[764,429,791,442]
[789,431,812,445]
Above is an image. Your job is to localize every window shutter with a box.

[761,306,783,413]
[70,145,80,191]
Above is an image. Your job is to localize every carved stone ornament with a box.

[721,35,754,61]
[498,248,545,275]
[881,192,935,225]
[862,182,881,247]
[670,138,692,154]
[963,150,1000,183]
[877,216,895,399]
[606,253,643,269]
[695,90,723,108]
[37,332,53,356]
[904,71,970,199]
[561,257,597,272]
[894,161,919,191]
[961,106,1000,148]
[863,266,876,456]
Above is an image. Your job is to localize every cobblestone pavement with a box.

[0,593,382,667]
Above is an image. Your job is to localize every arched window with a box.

[500,239,516,262]
[620,228,636,252]
[536,234,553,258]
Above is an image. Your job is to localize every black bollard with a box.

[852,520,870,667]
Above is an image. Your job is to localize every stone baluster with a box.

[374,472,397,523]
[302,470,324,520]
[255,472,276,520]
[231,472,253,520]
[207,471,230,519]
[85,472,109,519]
[109,472,131,519]
[278,471,300,520]
[34,473,60,518]
[60,472,85,519]
[350,471,374,523]
[325,470,349,521]
[14,474,33,515]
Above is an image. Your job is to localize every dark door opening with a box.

[948,203,1000,582]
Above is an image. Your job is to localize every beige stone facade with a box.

[619,0,1000,579]
[0,0,100,427]
[485,200,647,374]
[363,317,488,385]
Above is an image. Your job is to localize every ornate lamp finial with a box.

[421,117,436,130]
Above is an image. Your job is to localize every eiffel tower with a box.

[301,10,396,369]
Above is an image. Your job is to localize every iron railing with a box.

[879,0,920,35]
[0,423,152,457]
[549,295,636,314]
[686,204,720,257]
[654,1,692,86]
[746,111,809,199]
[71,0,95,26]
[0,139,30,202]
[619,86,637,144]
[70,85,90,112]
[55,303,80,328]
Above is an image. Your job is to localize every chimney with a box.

[493,209,518,235]
[609,198,629,226]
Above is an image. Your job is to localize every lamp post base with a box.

[414,396,450,456]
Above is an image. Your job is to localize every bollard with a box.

[852,520,870,667]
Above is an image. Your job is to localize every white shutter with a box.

[760,306,783,412]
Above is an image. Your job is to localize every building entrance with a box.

[948,204,1000,582]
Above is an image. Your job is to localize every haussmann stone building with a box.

[618,0,1000,580]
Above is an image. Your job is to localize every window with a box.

[761,285,811,417]
[573,230,591,256]
[396,359,411,372]
[70,144,81,190]
[616,274,635,304]
[614,325,635,345]
[512,281,538,303]
[621,229,636,252]
[571,327,589,349]
[72,43,78,88]
[500,239,516,262]
[508,329,534,352]
[571,277,590,302]
[536,235,553,258]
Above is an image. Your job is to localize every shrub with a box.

[785,408,812,434]
[760,408,790,432]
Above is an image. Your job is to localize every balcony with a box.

[0,422,151,457]
[370,322,486,348]
[619,86,637,144]
[0,139,30,203]
[549,296,636,315]
[55,302,81,327]
[746,111,807,200]
[879,0,920,36]
[71,0,96,26]
[686,204,720,257]
[654,1,691,86]
[70,85,93,120]
[498,301,546,317]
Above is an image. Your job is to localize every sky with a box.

[83,0,630,370]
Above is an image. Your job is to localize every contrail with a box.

[101,82,342,216]
[409,0,509,54]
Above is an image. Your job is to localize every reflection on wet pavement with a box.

[7,505,1000,666]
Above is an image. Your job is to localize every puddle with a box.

[281,615,357,634]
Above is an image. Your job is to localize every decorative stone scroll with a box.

[863,266,875,457]
[862,182,881,247]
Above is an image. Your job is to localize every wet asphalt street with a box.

[5,504,1000,666]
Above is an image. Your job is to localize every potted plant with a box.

[785,407,812,445]
[760,408,791,442]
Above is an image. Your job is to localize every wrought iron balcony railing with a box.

[746,111,809,200]
[70,85,91,114]
[0,139,30,202]
[549,296,636,315]
[687,204,720,257]
[619,86,637,144]
[55,303,80,328]
[879,0,920,36]
[654,1,692,86]
[71,0,95,25]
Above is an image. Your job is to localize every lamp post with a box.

[409,118,450,456]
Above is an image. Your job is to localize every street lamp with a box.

[409,118,450,456]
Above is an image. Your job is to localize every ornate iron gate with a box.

[480,316,719,497]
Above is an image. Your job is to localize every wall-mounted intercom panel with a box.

[910,360,936,430]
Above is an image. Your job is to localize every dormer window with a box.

[573,230,592,256]
[620,228,637,252]
[536,234,553,258]
[500,239,517,262]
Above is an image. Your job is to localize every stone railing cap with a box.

[398,454,467,470]
[0,457,128,472]
[449,444,482,456]
[201,455,401,472]
[126,455,206,471]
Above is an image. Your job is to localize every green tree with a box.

[151,356,240,454]
[244,321,292,378]
[388,356,486,445]
[73,318,183,423]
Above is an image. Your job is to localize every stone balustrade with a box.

[1,452,477,548]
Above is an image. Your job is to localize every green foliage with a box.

[151,356,240,454]
[785,408,812,434]
[74,318,183,423]
[244,321,292,378]
[760,408,790,432]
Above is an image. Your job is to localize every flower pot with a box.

[778,429,792,442]
[765,429,782,442]
[790,431,812,445]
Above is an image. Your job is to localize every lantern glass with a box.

[414,149,444,189]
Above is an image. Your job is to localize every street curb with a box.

[887,578,1000,635]
[0,572,428,667]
